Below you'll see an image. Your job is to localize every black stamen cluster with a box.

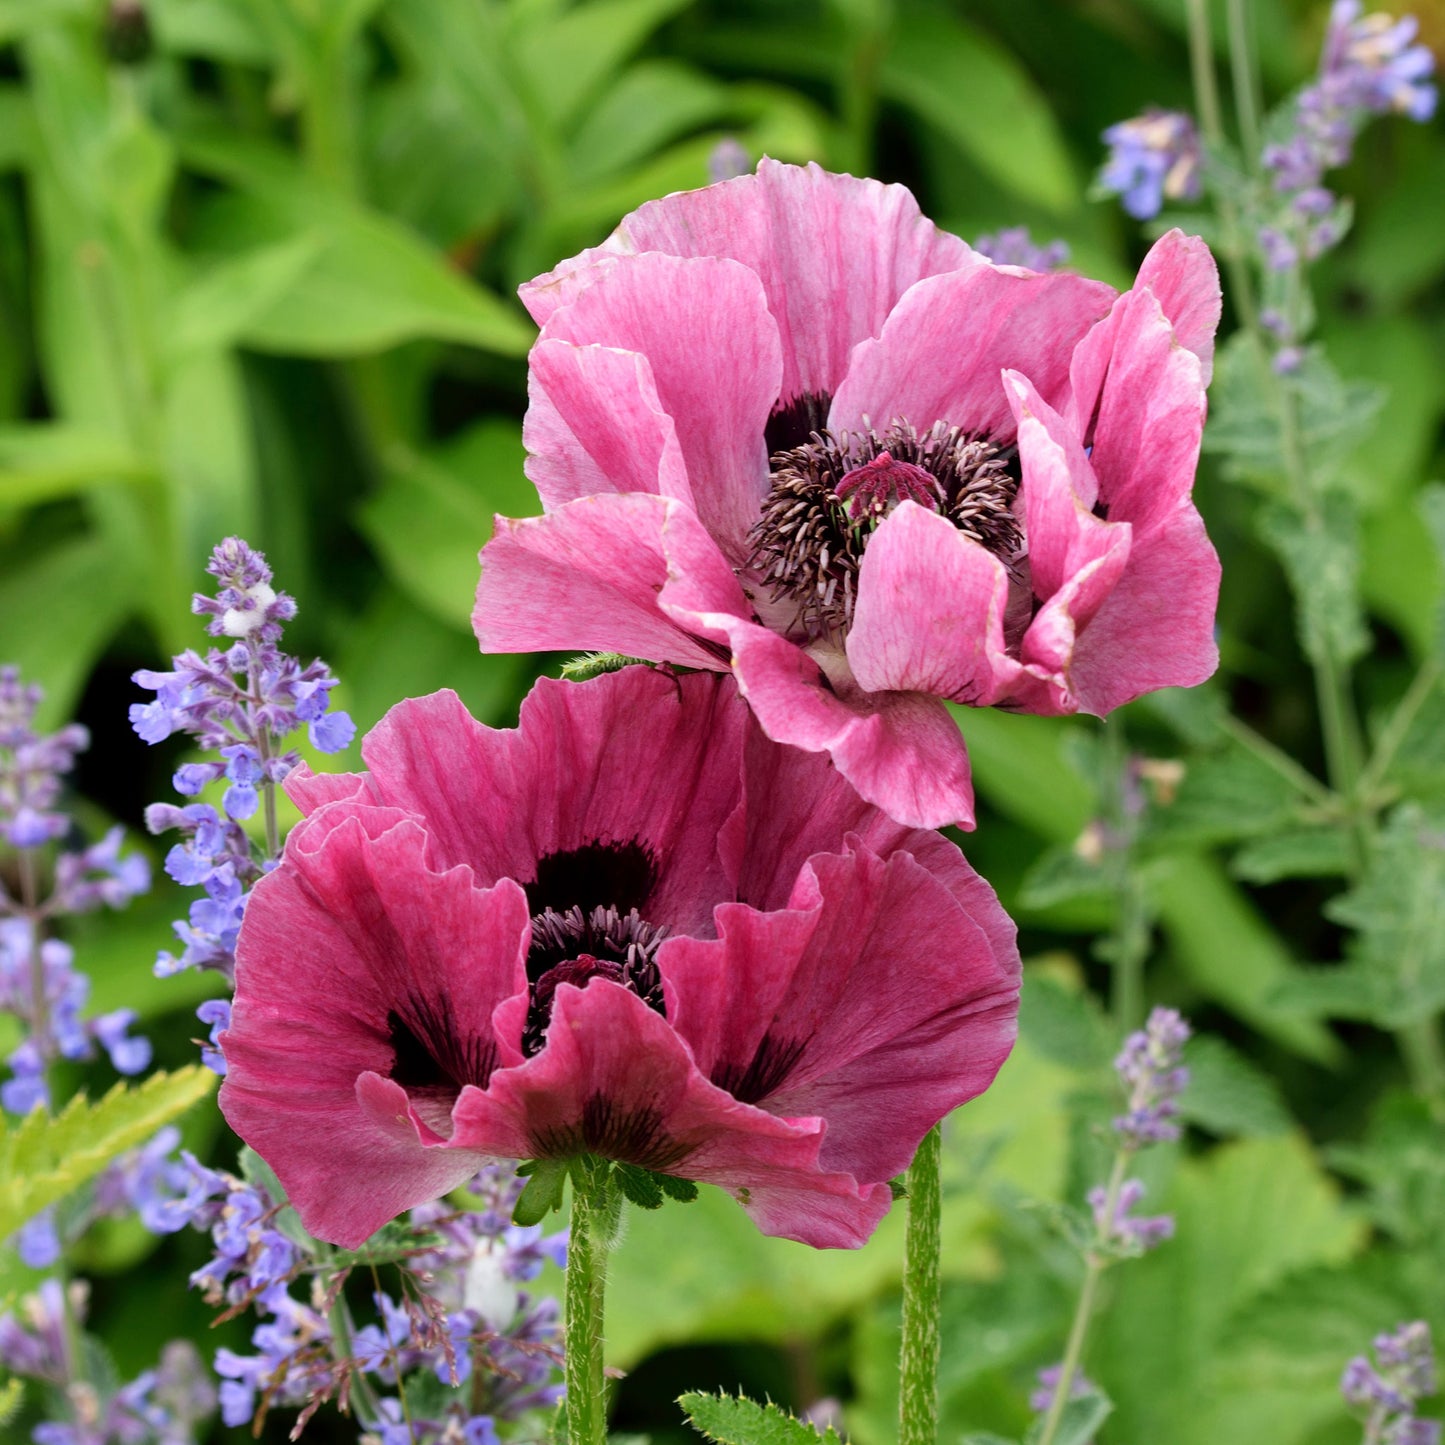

[747,417,1022,641]
[523,904,668,1057]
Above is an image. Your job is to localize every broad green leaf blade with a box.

[880,15,1075,213]
[0,1067,217,1241]
[679,1391,841,1445]
[1180,1035,1293,1138]
[0,424,149,509]
[175,129,532,356]
[509,0,694,132]
[355,419,538,629]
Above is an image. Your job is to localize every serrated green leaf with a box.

[1018,972,1114,1073]
[1328,1092,1445,1246]
[615,1163,665,1210]
[1016,844,1113,913]
[1231,829,1352,884]
[679,1391,841,1445]
[1180,1035,1293,1138]
[1257,497,1369,670]
[0,1068,216,1240]
[1322,803,1445,1026]
[656,1172,699,1204]
[1145,746,1301,846]
[513,1158,569,1226]
[1022,1390,1112,1445]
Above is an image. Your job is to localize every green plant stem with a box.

[1217,713,1334,805]
[1358,658,1442,799]
[1184,0,1260,332]
[1035,1152,1128,1445]
[1224,0,1262,166]
[1102,715,1148,1033]
[565,1164,613,1445]
[315,1243,382,1425]
[898,1124,942,1445]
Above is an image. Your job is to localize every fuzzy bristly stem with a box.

[1102,715,1148,1034]
[899,1124,943,1445]
[565,1161,614,1445]
[1034,1152,1129,1445]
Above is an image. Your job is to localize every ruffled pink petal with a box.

[524,341,691,510]
[1086,288,1209,536]
[219,815,530,1246]
[717,712,987,915]
[521,159,980,404]
[829,266,1115,445]
[1066,504,1221,714]
[537,254,781,558]
[1066,229,1220,437]
[474,493,750,670]
[346,671,750,936]
[284,762,365,817]
[448,981,892,1248]
[845,501,1021,706]
[702,617,976,829]
[664,843,1019,1183]
[1007,371,1133,610]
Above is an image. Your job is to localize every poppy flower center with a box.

[749,392,1022,641]
[522,903,668,1057]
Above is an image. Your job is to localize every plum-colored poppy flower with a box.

[219,669,1019,1250]
[473,160,1222,829]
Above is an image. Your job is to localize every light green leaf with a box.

[0,1068,217,1241]
[356,419,539,630]
[1092,1135,1365,1444]
[880,14,1075,213]
[0,0,88,42]
[1018,971,1114,1074]
[175,129,532,356]
[163,232,326,360]
[679,1392,840,1445]
[509,0,693,132]
[1319,803,1445,1027]
[1151,853,1342,1064]
[1257,497,1369,670]
[1230,829,1352,884]
[150,0,273,63]
[0,425,149,509]
[1180,1035,1293,1137]
[1016,845,1113,914]
[1145,745,1301,846]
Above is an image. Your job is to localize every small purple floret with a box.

[1098,109,1202,220]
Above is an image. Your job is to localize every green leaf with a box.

[355,420,540,629]
[1230,829,1352,884]
[1022,1390,1112,1445]
[1151,853,1343,1064]
[0,425,150,509]
[0,0,88,42]
[513,1158,569,1226]
[150,0,273,63]
[176,129,532,356]
[1018,971,1114,1074]
[1179,1035,1293,1138]
[1016,844,1113,914]
[1315,804,1445,1027]
[1257,497,1369,670]
[510,0,694,132]
[880,14,1075,213]
[1420,482,1445,656]
[0,1068,216,1241]
[1329,1091,1445,1247]
[163,233,327,361]
[679,1391,841,1445]
[656,1173,699,1204]
[1092,1135,1365,1444]
[1144,745,1301,847]
[614,1163,665,1210]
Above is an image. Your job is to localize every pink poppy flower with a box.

[219,669,1019,1250]
[473,160,1221,829]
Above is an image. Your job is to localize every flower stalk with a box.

[565,1160,617,1445]
[898,1124,943,1445]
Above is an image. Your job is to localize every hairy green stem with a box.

[565,1163,614,1445]
[1035,1152,1129,1445]
[1102,715,1148,1033]
[898,1124,942,1445]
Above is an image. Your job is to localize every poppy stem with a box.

[565,1159,616,1445]
[898,1124,942,1445]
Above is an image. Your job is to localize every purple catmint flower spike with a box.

[1097,109,1203,220]
[973,227,1071,272]
[1342,1320,1440,1442]
[133,537,354,995]
[1113,1005,1191,1148]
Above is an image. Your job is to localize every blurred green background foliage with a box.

[1,0,1443,1440]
